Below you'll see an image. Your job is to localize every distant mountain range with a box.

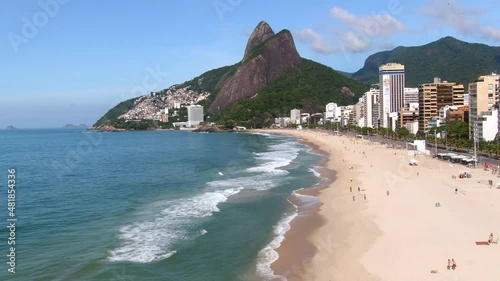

[63,124,88,128]
[349,36,500,87]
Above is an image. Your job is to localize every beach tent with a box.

[409,159,418,166]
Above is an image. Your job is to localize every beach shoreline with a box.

[269,136,334,279]
[258,128,500,281]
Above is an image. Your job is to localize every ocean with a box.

[0,129,322,281]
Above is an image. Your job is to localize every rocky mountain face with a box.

[208,21,303,112]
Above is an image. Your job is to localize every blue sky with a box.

[1,0,500,128]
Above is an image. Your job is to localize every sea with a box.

[0,129,323,281]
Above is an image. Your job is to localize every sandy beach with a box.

[264,128,500,281]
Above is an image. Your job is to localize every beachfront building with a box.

[388,112,399,131]
[350,101,363,127]
[404,87,419,107]
[446,106,469,123]
[339,105,353,126]
[464,93,470,106]
[379,63,405,128]
[325,103,341,123]
[405,121,419,135]
[290,109,301,125]
[274,117,291,128]
[469,73,500,140]
[187,105,204,127]
[475,108,499,141]
[361,88,380,128]
[418,77,465,134]
[300,113,310,125]
[398,108,418,129]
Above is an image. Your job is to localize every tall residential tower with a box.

[379,63,405,128]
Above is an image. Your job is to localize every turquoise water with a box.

[0,129,321,281]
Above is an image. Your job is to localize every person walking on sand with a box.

[452,259,456,270]
[489,233,494,243]
[353,195,355,201]
[447,259,452,270]
[358,186,360,192]
[350,186,352,192]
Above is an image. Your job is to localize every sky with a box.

[1,0,500,128]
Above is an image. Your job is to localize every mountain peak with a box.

[209,21,302,112]
[242,21,275,62]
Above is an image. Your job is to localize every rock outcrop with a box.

[209,21,302,112]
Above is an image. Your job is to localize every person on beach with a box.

[455,188,458,194]
[489,233,494,243]
[353,195,355,201]
[447,259,452,270]
[358,186,360,192]
[452,259,456,270]
[350,177,352,182]
[386,190,390,196]
[350,186,352,192]
[364,194,366,200]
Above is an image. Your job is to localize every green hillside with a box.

[94,58,369,129]
[93,64,237,128]
[351,36,500,87]
[93,97,139,126]
[214,58,370,126]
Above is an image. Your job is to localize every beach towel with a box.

[475,241,490,245]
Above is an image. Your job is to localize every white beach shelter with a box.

[409,159,418,166]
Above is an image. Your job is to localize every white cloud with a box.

[294,7,407,55]
[294,28,336,54]
[343,31,371,53]
[420,0,500,41]
[330,7,406,38]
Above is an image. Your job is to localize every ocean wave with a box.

[207,174,280,191]
[248,132,272,137]
[292,191,320,209]
[256,210,298,281]
[108,187,242,263]
[308,167,321,178]
[247,142,299,175]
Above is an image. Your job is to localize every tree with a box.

[396,127,411,139]
[447,121,469,140]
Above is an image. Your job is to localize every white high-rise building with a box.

[379,63,405,128]
[290,109,301,124]
[469,72,500,139]
[187,105,204,127]
[325,102,341,122]
[362,88,380,128]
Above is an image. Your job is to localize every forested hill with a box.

[351,36,500,87]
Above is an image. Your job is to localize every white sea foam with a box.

[248,132,272,137]
[308,167,321,178]
[207,174,279,191]
[247,142,299,175]
[256,210,298,281]
[108,187,242,263]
